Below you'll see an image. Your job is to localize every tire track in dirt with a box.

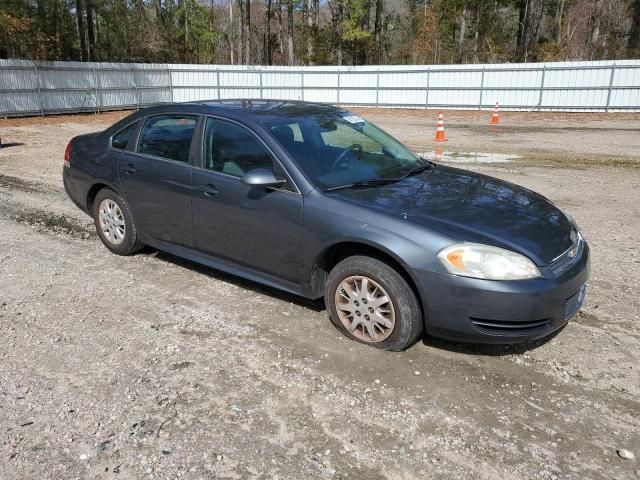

[0,174,93,238]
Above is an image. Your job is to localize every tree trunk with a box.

[306,0,315,64]
[228,1,235,64]
[472,5,481,61]
[336,0,343,66]
[184,0,189,62]
[237,0,244,65]
[76,0,88,61]
[53,0,60,59]
[86,0,96,61]
[363,0,370,32]
[105,13,112,60]
[245,0,251,64]
[588,0,603,58]
[373,0,383,63]
[457,3,467,63]
[277,0,285,60]
[266,0,272,65]
[517,0,542,61]
[630,0,640,51]
[287,0,294,66]
[555,0,566,43]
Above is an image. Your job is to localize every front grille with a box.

[470,317,552,336]
[564,285,586,320]
[549,237,584,276]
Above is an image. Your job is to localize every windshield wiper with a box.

[323,178,403,192]
[323,158,436,192]
[403,158,436,178]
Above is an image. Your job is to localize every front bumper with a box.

[410,242,590,344]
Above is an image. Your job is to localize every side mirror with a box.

[241,168,286,189]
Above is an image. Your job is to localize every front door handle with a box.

[198,184,219,196]
[121,163,137,174]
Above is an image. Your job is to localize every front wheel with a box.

[92,188,142,256]
[325,256,423,351]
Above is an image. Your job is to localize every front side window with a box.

[203,118,275,177]
[111,121,139,150]
[262,113,421,190]
[137,115,197,163]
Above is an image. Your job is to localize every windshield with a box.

[262,113,422,190]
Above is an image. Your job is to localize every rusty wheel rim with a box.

[334,275,395,343]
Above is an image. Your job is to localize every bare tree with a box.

[472,4,481,61]
[86,0,96,60]
[457,2,468,62]
[373,0,383,63]
[332,0,344,66]
[517,0,545,61]
[287,0,294,65]
[237,0,244,64]
[588,0,603,57]
[228,1,235,64]
[277,0,285,61]
[306,0,316,64]
[265,0,273,64]
[555,0,567,43]
[631,0,640,50]
[245,0,251,64]
[76,0,88,61]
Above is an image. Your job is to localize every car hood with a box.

[329,165,575,265]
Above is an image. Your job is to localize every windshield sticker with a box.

[341,114,365,124]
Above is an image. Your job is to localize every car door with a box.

[191,117,303,283]
[117,114,198,247]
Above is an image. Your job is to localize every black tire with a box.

[92,188,142,256]
[325,255,423,351]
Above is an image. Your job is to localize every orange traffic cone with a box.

[434,145,443,162]
[491,102,500,125]
[435,113,447,142]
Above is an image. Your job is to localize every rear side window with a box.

[111,121,138,150]
[137,115,197,163]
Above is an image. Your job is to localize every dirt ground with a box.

[0,109,639,480]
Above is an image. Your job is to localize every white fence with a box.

[1,58,639,116]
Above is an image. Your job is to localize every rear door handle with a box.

[198,184,219,196]
[121,163,137,174]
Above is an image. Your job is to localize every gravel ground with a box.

[351,108,640,164]
[0,110,639,480]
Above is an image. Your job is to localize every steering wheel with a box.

[330,144,363,171]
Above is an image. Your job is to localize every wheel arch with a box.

[86,181,118,213]
[312,240,424,315]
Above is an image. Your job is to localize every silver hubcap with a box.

[335,275,395,343]
[98,199,125,245]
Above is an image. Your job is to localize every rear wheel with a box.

[325,256,423,351]
[92,188,142,255]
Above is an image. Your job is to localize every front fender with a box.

[301,191,456,291]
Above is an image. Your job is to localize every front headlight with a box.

[437,243,541,280]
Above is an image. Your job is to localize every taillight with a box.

[64,142,71,168]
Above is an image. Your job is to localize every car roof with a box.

[185,99,347,122]
[107,100,352,137]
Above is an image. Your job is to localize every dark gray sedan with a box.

[63,100,589,351]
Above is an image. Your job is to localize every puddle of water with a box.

[420,150,520,164]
